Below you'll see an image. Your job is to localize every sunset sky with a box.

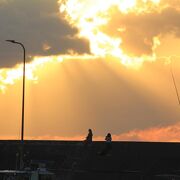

[0,0,180,141]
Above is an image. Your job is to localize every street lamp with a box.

[6,40,26,169]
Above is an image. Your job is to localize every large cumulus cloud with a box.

[101,1,180,57]
[0,0,90,67]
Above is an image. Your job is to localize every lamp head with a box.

[6,40,16,43]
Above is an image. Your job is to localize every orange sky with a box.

[0,0,180,141]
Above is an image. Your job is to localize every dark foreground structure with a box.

[0,140,180,180]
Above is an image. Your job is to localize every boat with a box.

[0,169,55,180]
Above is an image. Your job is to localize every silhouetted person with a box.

[99,133,112,156]
[105,133,112,150]
[84,129,93,146]
[105,133,112,143]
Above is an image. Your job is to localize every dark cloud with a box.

[0,0,90,67]
[101,5,180,56]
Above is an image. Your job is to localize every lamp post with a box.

[6,40,26,169]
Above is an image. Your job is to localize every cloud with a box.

[102,5,180,57]
[58,0,180,67]
[1,0,180,68]
[113,122,180,142]
[2,122,180,142]
[0,0,90,67]
[31,122,180,142]
[0,0,6,6]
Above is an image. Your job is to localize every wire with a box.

[171,60,180,106]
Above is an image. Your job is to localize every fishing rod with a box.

[171,59,180,105]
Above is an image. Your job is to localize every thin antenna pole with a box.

[171,59,180,105]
